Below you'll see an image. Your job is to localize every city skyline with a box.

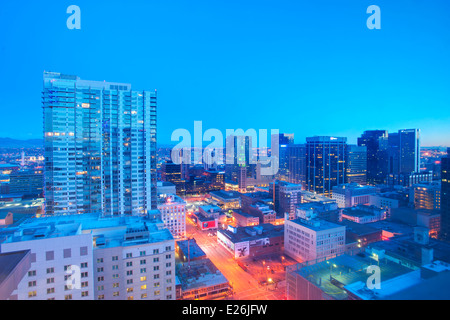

[0,1,449,146]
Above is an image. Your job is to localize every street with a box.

[185,219,290,300]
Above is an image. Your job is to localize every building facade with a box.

[43,72,157,216]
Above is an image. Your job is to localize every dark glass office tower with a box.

[272,133,294,182]
[306,136,347,196]
[346,145,367,185]
[441,148,450,242]
[288,144,306,187]
[358,130,389,185]
[43,72,157,216]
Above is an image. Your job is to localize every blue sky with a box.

[0,0,449,146]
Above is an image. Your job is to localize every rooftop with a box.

[177,258,229,291]
[210,190,241,200]
[289,217,345,232]
[218,223,283,244]
[1,212,173,249]
[288,253,415,300]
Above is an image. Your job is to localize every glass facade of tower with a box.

[306,136,347,196]
[441,149,450,242]
[346,145,367,185]
[43,72,157,216]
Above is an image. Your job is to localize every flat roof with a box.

[209,190,241,200]
[218,223,283,244]
[2,213,173,248]
[289,218,345,232]
[289,253,414,300]
[177,239,206,260]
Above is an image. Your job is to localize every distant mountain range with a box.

[0,138,44,148]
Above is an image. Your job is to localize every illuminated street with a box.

[185,218,295,300]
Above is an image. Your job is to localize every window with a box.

[46,267,54,274]
[47,288,55,294]
[98,295,105,300]
[28,270,36,277]
[28,291,37,298]
[97,258,104,263]
[165,246,171,251]
[81,272,88,278]
[112,265,119,270]
[81,262,88,269]
[46,251,54,261]
[113,292,119,297]
[140,268,146,273]
[112,256,119,261]
[153,257,159,263]
[126,253,132,258]
[141,284,147,290]
[64,294,72,300]
[47,278,55,284]
[140,251,146,256]
[28,281,36,287]
[97,285,104,291]
[126,262,133,267]
[97,267,104,272]
[153,266,159,271]
[153,249,159,254]
[81,291,89,297]
[97,276,104,282]
[127,270,133,276]
[63,249,72,258]
[80,246,88,256]
[140,259,146,265]
[141,293,147,299]
[127,279,133,285]
[113,283,119,288]
[81,281,88,288]
[154,290,160,296]
[140,276,147,282]
[166,263,171,267]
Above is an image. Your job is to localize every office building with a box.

[157,194,186,239]
[332,183,377,208]
[341,205,387,224]
[269,181,302,220]
[345,145,367,185]
[441,148,450,242]
[271,133,294,182]
[358,130,389,185]
[8,170,44,196]
[284,217,346,263]
[288,144,306,186]
[413,182,441,211]
[305,136,347,196]
[43,72,157,216]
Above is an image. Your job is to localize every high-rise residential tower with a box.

[43,72,157,216]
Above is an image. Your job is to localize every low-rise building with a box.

[341,205,387,224]
[332,183,377,208]
[210,190,241,210]
[232,209,259,227]
[284,217,346,263]
[217,224,284,259]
